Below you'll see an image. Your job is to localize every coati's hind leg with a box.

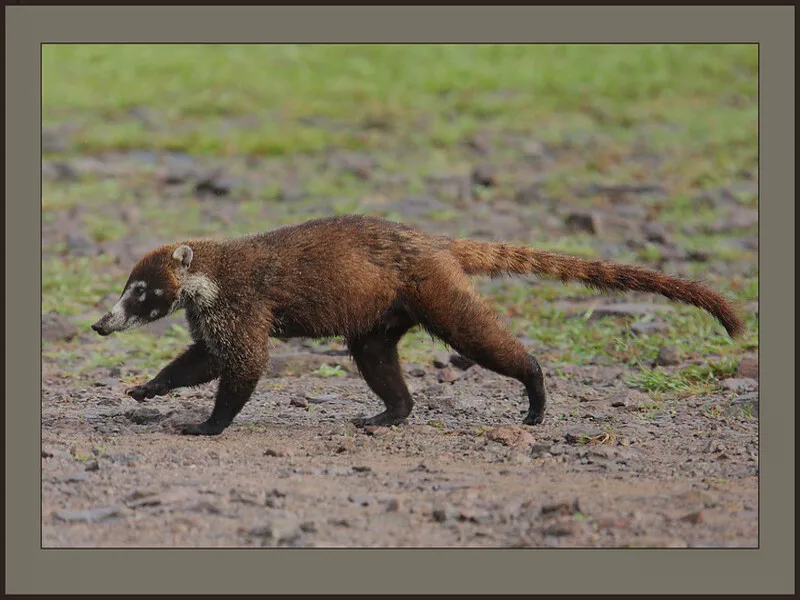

[412,268,548,426]
[348,313,415,428]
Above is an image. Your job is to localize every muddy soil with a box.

[41,142,758,548]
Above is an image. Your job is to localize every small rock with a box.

[290,397,308,408]
[721,378,758,392]
[187,500,222,515]
[364,426,391,437]
[264,448,289,458]
[611,399,628,408]
[304,392,339,404]
[530,443,553,459]
[407,367,426,378]
[680,510,704,525]
[543,521,581,537]
[335,153,375,180]
[548,443,567,456]
[56,472,90,483]
[465,132,492,154]
[41,449,54,458]
[630,320,669,336]
[687,249,710,262]
[125,407,164,425]
[655,346,681,367]
[432,506,450,523]
[249,519,302,545]
[84,460,100,472]
[565,211,602,235]
[94,378,119,388]
[264,494,286,510]
[66,233,95,257]
[563,427,604,445]
[729,392,759,414]
[521,140,547,160]
[595,515,634,530]
[485,426,536,448]
[386,498,401,512]
[348,495,375,507]
[541,499,581,517]
[194,173,232,197]
[276,187,306,202]
[735,357,759,380]
[471,164,497,187]
[41,312,79,342]
[54,506,125,523]
[330,518,351,528]
[643,221,670,244]
[514,182,547,205]
[108,452,141,466]
[437,365,463,383]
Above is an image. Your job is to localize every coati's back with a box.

[236,215,444,338]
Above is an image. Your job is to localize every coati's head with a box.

[91,244,197,336]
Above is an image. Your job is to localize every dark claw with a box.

[126,385,150,402]
[126,382,167,402]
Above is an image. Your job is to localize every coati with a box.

[91,214,745,436]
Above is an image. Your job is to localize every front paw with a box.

[180,421,226,436]
[126,382,167,402]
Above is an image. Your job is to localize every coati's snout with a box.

[92,244,193,336]
[91,316,114,336]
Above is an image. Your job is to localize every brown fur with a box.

[92,214,745,436]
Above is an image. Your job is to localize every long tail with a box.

[448,238,746,339]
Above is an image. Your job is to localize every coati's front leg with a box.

[179,324,270,436]
[348,316,415,428]
[127,342,218,402]
[180,373,260,436]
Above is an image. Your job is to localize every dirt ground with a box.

[41,146,758,548]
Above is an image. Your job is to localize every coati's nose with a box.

[91,320,110,336]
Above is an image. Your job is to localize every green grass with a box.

[626,356,740,399]
[41,44,758,377]
[43,44,757,157]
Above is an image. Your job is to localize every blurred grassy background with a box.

[42,44,758,382]
[43,44,757,158]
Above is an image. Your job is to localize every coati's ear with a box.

[172,245,193,271]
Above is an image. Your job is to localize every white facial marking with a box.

[150,309,160,318]
[154,289,164,296]
[181,274,219,308]
[103,281,147,332]
[138,292,146,302]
